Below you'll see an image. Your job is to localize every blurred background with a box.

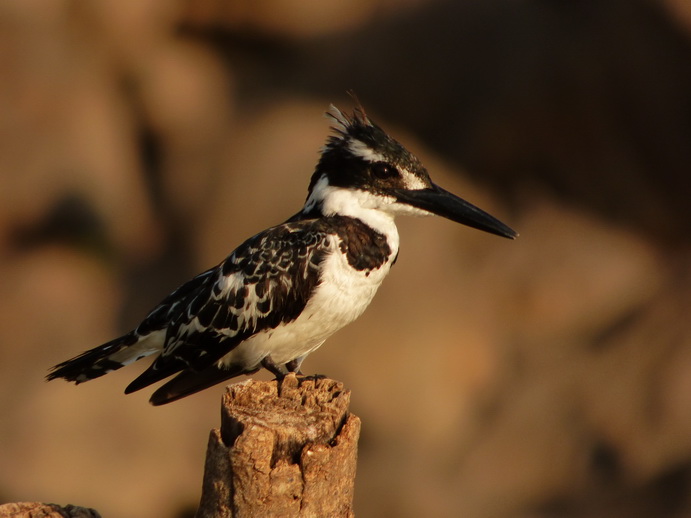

[1,0,691,516]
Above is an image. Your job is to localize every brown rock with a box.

[0,502,101,518]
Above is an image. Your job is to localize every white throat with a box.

[304,176,401,251]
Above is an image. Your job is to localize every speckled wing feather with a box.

[124,220,332,396]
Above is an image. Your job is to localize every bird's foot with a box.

[284,358,303,375]
[296,373,328,384]
[261,355,286,379]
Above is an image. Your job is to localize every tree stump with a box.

[196,374,360,518]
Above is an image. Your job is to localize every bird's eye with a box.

[371,162,397,179]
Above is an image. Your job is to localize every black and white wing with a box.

[125,220,333,404]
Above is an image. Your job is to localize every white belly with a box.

[218,247,393,369]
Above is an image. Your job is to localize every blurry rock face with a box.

[663,0,691,33]
[1,1,690,518]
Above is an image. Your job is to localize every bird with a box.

[47,103,517,405]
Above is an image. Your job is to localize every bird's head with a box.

[304,104,517,239]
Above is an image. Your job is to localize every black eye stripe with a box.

[371,162,398,179]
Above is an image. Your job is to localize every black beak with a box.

[394,184,518,239]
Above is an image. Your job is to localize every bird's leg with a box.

[261,355,286,379]
[263,355,298,396]
[285,358,304,375]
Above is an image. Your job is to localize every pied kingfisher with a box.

[48,104,517,405]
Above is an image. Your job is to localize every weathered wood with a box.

[0,502,101,518]
[196,374,360,518]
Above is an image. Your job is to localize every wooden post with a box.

[195,374,360,518]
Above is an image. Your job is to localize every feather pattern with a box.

[49,213,394,403]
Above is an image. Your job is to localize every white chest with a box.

[220,230,398,369]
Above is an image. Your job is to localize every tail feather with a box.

[124,356,189,395]
[148,365,255,406]
[47,332,162,384]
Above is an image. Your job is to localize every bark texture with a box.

[196,374,360,518]
[0,502,101,518]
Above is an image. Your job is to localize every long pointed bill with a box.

[394,184,518,239]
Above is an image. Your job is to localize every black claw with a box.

[299,373,326,381]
